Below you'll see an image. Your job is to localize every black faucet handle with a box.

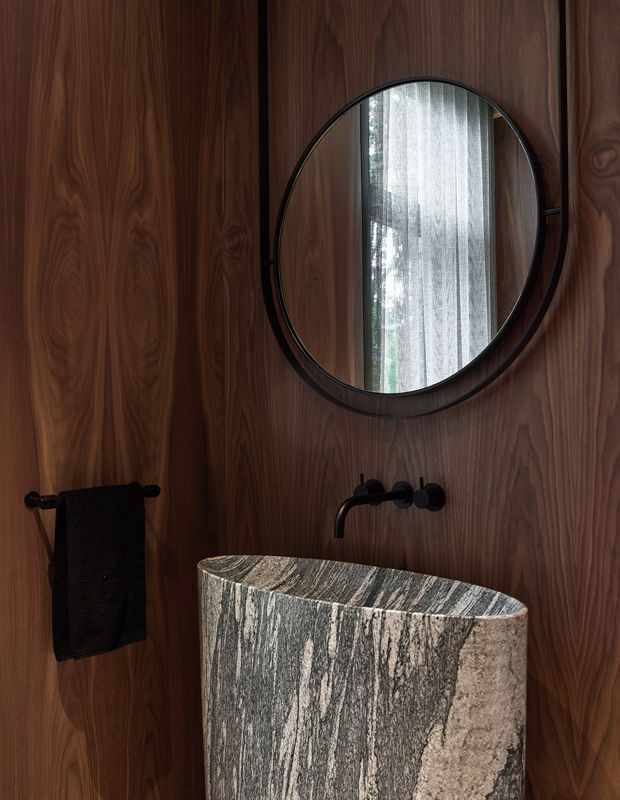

[413,478,446,512]
[354,476,385,505]
[391,481,414,508]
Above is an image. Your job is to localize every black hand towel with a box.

[52,482,147,661]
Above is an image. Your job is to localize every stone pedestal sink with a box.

[198,555,527,800]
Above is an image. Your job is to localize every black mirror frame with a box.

[259,0,568,418]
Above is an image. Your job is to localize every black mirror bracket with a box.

[258,0,569,418]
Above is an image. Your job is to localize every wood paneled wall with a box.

[210,1,620,798]
[2,1,620,799]
[0,0,213,796]
[494,116,539,326]
[280,106,364,387]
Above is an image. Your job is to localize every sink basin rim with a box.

[198,554,527,621]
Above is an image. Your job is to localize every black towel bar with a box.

[24,484,161,510]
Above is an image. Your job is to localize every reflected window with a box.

[362,82,496,392]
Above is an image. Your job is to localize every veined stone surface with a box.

[198,555,527,800]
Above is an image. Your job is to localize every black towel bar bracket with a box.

[24,484,161,510]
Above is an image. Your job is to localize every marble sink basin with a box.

[198,555,527,800]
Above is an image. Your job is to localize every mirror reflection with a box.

[279,81,539,393]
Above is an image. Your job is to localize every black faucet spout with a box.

[334,486,411,539]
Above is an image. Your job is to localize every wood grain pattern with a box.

[280,105,364,386]
[493,116,539,326]
[0,0,208,796]
[2,0,619,798]
[210,1,620,798]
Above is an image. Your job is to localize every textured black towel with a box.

[52,482,146,661]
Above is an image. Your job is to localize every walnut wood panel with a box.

[280,105,364,386]
[494,116,539,326]
[2,1,619,798]
[212,1,620,799]
[197,0,228,549]
[0,0,209,797]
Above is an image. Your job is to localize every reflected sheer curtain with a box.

[364,82,495,392]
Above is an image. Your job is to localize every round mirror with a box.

[275,80,541,395]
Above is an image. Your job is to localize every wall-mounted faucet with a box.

[334,475,445,539]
